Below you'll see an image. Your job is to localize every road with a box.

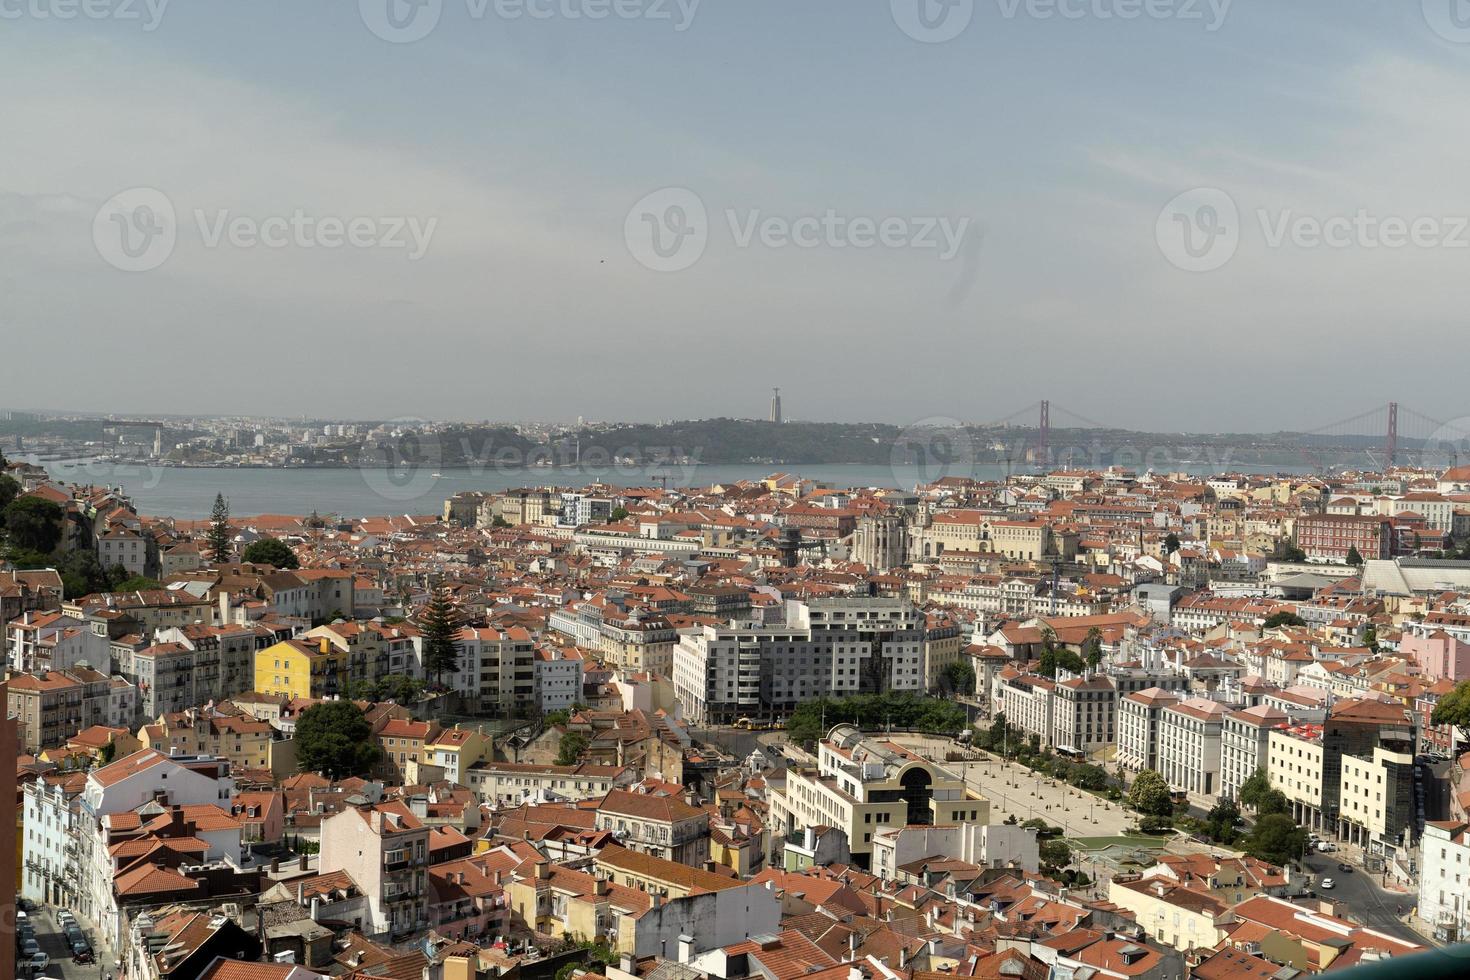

[23,906,113,980]
[1302,851,1428,946]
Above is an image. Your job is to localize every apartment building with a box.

[674,597,925,725]
[461,760,632,806]
[535,645,585,713]
[154,623,261,701]
[1117,688,1179,773]
[1051,674,1117,755]
[994,671,1056,747]
[1419,820,1470,944]
[7,611,108,673]
[374,718,438,784]
[1108,874,1231,951]
[1157,698,1226,797]
[1338,742,1416,856]
[9,670,84,753]
[132,642,199,717]
[593,789,710,866]
[255,636,350,700]
[1221,703,1288,801]
[421,725,493,785]
[767,724,985,869]
[22,773,84,908]
[449,626,536,715]
[1266,698,1413,835]
[1295,514,1392,562]
[319,801,430,940]
[137,708,275,773]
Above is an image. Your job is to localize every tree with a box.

[1038,646,1084,679]
[1128,769,1174,819]
[0,474,19,517]
[1084,626,1104,670]
[112,575,162,592]
[418,583,462,687]
[1263,611,1305,629]
[1238,768,1271,811]
[1205,798,1241,844]
[294,700,381,779]
[57,549,113,598]
[1346,545,1364,566]
[97,738,117,765]
[1271,540,1307,562]
[3,496,63,554]
[206,493,233,563]
[242,536,300,569]
[1431,679,1470,745]
[1363,623,1379,653]
[1164,532,1181,556]
[1242,813,1309,866]
[556,731,590,766]
[939,660,976,696]
[609,507,629,522]
[1255,788,1290,817]
[1039,838,1072,871]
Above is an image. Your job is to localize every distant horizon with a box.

[0,405,1452,441]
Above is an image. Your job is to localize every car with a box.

[1321,877,1336,889]
[1316,841,1336,852]
[20,940,38,958]
[25,953,47,972]
[1337,862,1353,872]
[56,911,74,925]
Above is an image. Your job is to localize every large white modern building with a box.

[673,597,924,724]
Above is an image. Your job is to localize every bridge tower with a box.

[1038,400,1050,468]
[1387,401,1398,468]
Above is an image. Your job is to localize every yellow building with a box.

[1108,874,1230,950]
[255,636,351,699]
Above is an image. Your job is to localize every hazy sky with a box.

[5,0,1470,432]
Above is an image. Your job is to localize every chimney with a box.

[677,934,694,964]
[594,877,609,896]
[536,862,551,880]
[898,947,910,970]
[297,881,304,904]
[219,592,231,625]
[299,854,307,871]
[319,638,331,655]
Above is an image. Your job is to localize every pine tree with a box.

[206,493,233,564]
[418,582,462,688]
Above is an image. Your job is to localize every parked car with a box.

[1337,862,1353,872]
[26,952,48,972]
[1316,841,1337,852]
[1321,877,1336,889]
[20,939,39,958]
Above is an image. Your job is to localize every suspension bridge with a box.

[956,401,1470,474]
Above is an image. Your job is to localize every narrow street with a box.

[1300,852,1429,947]
[23,906,114,980]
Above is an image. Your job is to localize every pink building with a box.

[1403,629,1470,682]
